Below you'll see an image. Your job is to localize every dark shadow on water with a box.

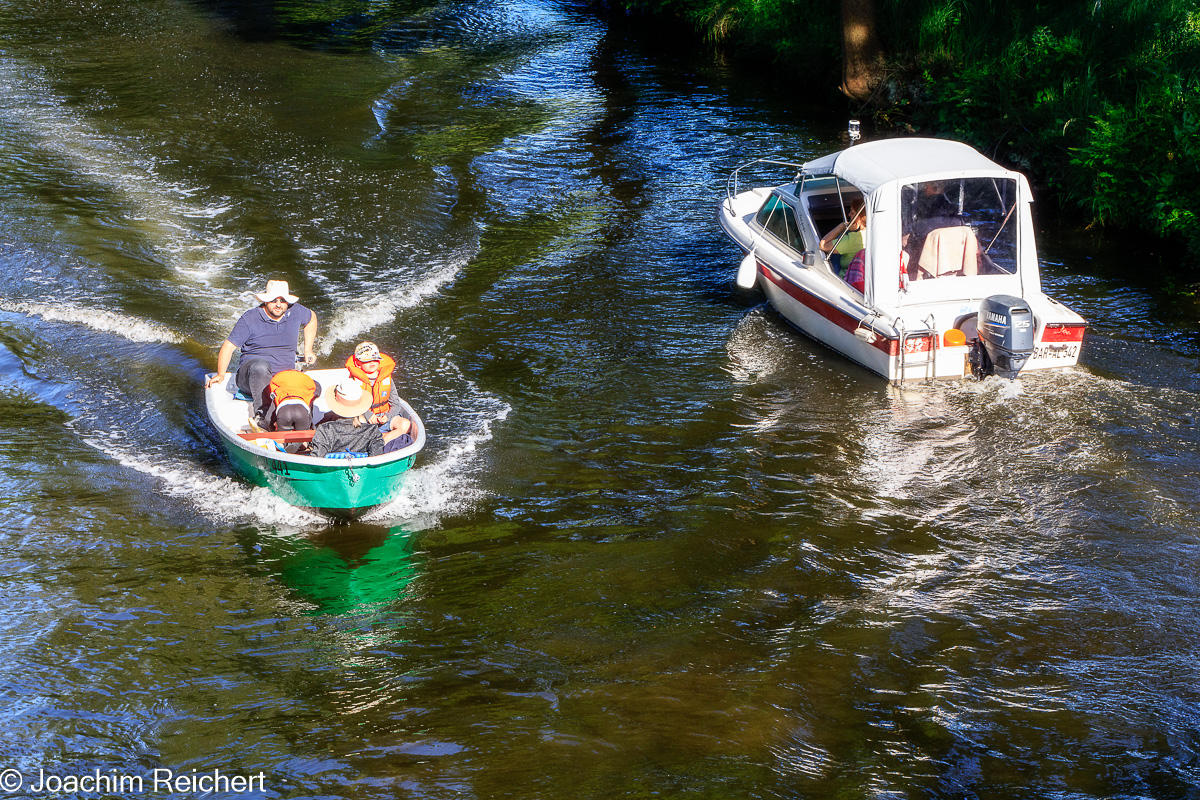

[185,0,438,51]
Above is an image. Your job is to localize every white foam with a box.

[78,428,327,529]
[317,254,470,354]
[861,430,972,502]
[996,377,1025,401]
[725,308,786,381]
[0,301,186,344]
[365,399,511,524]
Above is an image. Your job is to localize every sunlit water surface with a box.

[0,0,1197,797]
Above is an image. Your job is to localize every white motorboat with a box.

[719,136,1086,383]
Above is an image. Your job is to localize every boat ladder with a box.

[895,315,937,386]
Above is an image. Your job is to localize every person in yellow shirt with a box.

[819,198,866,277]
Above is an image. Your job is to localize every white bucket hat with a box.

[255,280,299,305]
[326,378,372,417]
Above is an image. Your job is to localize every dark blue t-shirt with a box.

[228,304,313,374]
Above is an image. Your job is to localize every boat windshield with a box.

[755,193,805,253]
[901,178,1019,281]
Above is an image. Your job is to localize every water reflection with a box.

[256,524,422,618]
[187,0,437,51]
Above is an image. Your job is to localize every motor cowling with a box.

[970,294,1035,379]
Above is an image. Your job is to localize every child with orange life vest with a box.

[267,369,319,432]
[345,341,412,442]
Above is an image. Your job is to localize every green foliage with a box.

[1068,89,1200,259]
[881,0,1200,270]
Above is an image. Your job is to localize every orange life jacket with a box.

[268,370,317,406]
[345,353,397,417]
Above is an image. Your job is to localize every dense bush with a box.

[613,0,1200,272]
[888,0,1200,267]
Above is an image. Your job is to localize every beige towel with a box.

[918,226,979,278]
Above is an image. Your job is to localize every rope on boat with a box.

[985,201,1018,254]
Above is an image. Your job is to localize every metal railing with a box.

[726,158,805,200]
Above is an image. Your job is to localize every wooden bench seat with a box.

[237,429,316,443]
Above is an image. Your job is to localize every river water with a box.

[0,0,1197,797]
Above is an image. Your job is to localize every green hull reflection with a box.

[268,525,420,617]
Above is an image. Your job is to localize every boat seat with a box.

[916,225,980,279]
[222,377,254,401]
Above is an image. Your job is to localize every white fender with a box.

[736,250,758,290]
[853,327,878,343]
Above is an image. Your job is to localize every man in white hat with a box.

[204,280,318,423]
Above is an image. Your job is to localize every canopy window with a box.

[901,178,1019,281]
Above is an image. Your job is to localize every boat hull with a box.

[753,256,1084,381]
[755,260,898,376]
[218,429,415,518]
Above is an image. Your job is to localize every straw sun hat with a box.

[326,378,372,417]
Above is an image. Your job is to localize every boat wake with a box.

[78,427,328,529]
[317,242,475,354]
[725,307,791,382]
[851,366,1150,514]
[0,55,251,292]
[725,306,848,384]
[365,391,511,524]
[0,301,186,345]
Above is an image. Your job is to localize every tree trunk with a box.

[840,0,883,103]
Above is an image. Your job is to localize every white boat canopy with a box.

[800,138,1009,195]
[799,138,1040,311]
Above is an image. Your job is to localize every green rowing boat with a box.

[205,367,425,518]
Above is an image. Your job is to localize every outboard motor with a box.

[969,294,1035,379]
